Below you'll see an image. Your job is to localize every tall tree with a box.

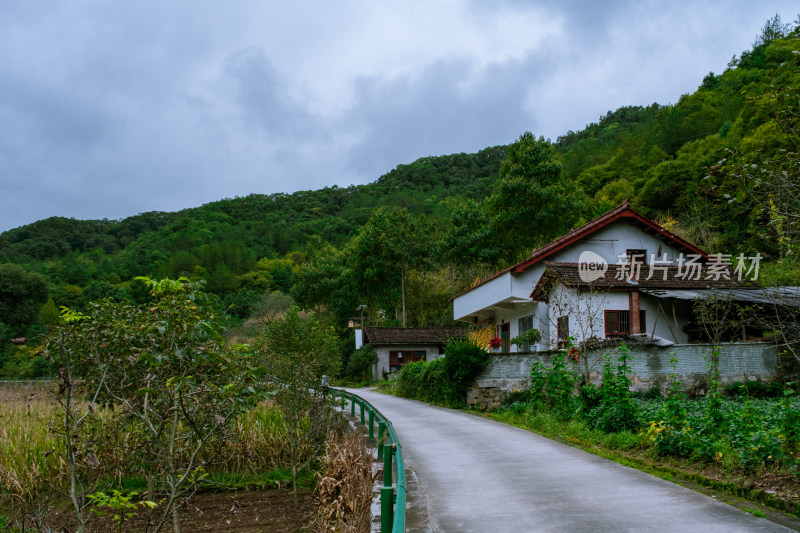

[0,264,48,329]
[442,199,502,265]
[255,307,340,505]
[488,132,585,261]
[350,207,432,327]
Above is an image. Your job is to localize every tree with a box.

[728,83,800,262]
[255,307,341,505]
[346,345,378,381]
[545,282,609,383]
[753,14,791,47]
[442,199,501,265]
[350,207,432,327]
[488,132,585,261]
[0,264,48,329]
[54,278,263,533]
[292,236,354,319]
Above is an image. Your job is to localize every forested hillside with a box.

[2,16,799,378]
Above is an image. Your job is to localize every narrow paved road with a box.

[345,388,793,533]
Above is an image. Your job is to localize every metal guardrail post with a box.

[383,444,393,487]
[377,421,386,459]
[381,443,394,532]
[368,409,375,439]
[335,390,405,532]
[381,485,394,532]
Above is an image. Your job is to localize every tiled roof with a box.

[451,200,708,301]
[363,327,468,345]
[512,200,708,273]
[531,262,760,299]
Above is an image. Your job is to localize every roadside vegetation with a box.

[486,342,800,515]
[392,338,490,408]
[0,279,371,533]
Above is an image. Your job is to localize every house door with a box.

[497,323,510,352]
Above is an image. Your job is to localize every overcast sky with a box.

[0,1,797,232]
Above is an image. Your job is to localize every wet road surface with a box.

[345,388,793,533]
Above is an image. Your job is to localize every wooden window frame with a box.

[557,315,569,348]
[604,310,646,336]
[388,350,426,372]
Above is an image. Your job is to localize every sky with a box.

[0,1,797,232]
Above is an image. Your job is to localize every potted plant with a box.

[510,329,542,352]
[489,336,503,353]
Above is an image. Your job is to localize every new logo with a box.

[578,251,608,283]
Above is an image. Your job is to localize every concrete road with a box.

[345,388,793,533]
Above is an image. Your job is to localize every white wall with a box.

[373,344,443,379]
[453,272,512,321]
[491,302,540,353]
[545,285,630,347]
[550,220,684,265]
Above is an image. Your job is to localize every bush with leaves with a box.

[586,345,640,433]
[648,357,693,457]
[255,307,341,506]
[345,345,378,381]
[528,350,580,419]
[396,338,489,408]
[53,278,265,533]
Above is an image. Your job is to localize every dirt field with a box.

[47,489,314,532]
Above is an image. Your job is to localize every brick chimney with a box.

[629,291,641,334]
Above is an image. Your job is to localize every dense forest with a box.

[2,16,799,378]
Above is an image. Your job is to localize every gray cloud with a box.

[0,1,797,232]
[342,55,547,178]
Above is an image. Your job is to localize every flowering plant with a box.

[489,336,503,349]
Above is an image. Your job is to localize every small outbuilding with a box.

[361,327,467,379]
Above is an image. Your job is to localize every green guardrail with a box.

[332,389,406,533]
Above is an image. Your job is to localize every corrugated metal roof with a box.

[640,287,800,305]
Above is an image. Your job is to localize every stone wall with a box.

[467,342,798,410]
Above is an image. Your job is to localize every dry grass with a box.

[207,400,317,476]
[0,383,319,529]
[0,383,66,499]
[311,431,376,533]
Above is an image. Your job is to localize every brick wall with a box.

[467,342,797,410]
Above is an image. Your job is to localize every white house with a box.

[452,200,760,351]
[360,326,467,379]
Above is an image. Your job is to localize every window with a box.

[557,316,569,348]
[518,315,534,351]
[389,350,426,372]
[626,249,647,280]
[627,249,647,263]
[605,310,646,336]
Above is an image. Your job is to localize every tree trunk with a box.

[61,338,85,533]
[401,265,406,328]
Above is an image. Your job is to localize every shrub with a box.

[345,345,378,381]
[586,345,640,432]
[724,380,784,398]
[546,352,580,418]
[395,339,489,408]
[529,351,580,418]
[442,339,491,401]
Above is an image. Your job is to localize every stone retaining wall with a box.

[467,342,799,410]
